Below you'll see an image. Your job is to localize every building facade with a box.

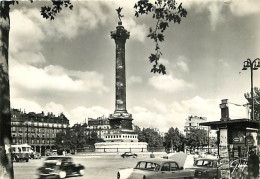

[73,116,140,143]
[11,108,69,155]
[184,115,217,149]
[86,116,111,139]
[184,115,208,136]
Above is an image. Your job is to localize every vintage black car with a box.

[37,156,84,179]
[121,152,138,158]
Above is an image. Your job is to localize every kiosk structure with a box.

[200,99,260,178]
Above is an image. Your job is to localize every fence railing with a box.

[76,147,166,153]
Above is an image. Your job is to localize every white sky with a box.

[8,0,260,132]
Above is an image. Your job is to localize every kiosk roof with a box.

[199,118,260,130]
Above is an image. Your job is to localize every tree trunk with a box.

[0,2,13,179]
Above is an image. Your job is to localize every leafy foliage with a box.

[0,1,73,178]
[244,87,260,120]
[164,127,185,151]
[136,127,163,147]
[55,126,104,152]
[40,1,73,20]
[134,0,187,74]
[186,128,208,149]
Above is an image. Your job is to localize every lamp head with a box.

[253,61,259,70]
[244,60,251,67]
[256,59,260,67]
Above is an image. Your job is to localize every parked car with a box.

[117,154,194,179]
[11,144,31,162]
[31,152,41,159]
[37,156,84,179]
[45,149,52,156]
[188,158,226,179]
[34,152,42,159]
[121,152,138,158]
[52,150,58,156]
[193,152,199,161]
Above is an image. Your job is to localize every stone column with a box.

[110,22,130,114]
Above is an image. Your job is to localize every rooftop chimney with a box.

[220,99,230,121]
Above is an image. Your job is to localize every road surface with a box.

[14,153,195,179]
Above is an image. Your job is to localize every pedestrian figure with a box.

[248,150,259,179]
[150,152,155,158]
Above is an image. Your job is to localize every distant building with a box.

[184,115,208,137]
[11,108,69,155]
[86,116,111,139]
[73,116,141,143]
[184,115,217,147]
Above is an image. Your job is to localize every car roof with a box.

[196,158,218,161]
[137,158,178,165]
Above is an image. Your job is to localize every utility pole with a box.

[208,126,210,153]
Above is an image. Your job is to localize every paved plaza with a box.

[14,153,195,179]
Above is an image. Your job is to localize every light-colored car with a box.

[32,152,41,159]
[117,154,194,179]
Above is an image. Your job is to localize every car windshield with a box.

[134,161,160,171]
[43,157,72,167]
[194,160,214,167]
[43,162,58,168]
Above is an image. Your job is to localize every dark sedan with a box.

[37,156,84,178]
[121,152,138,158]
[188,158,225,179]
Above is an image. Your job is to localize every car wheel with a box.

[26,159,29,162]
[59,171,66,179]
[78,169,84,176]
[117,172,120,179]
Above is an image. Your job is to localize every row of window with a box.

[12,138,55,145]
[11,127,64,133]
[105,135,137,139]
[88,121,109,125]
[88,125,110,130]
[12,133,56,138]
[11,122,68,128]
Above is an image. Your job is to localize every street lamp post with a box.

[242,58,260,121]
[26,122,28,144]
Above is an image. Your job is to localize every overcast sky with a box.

[9,0,260,132]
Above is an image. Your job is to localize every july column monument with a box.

[94,8,147,152]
